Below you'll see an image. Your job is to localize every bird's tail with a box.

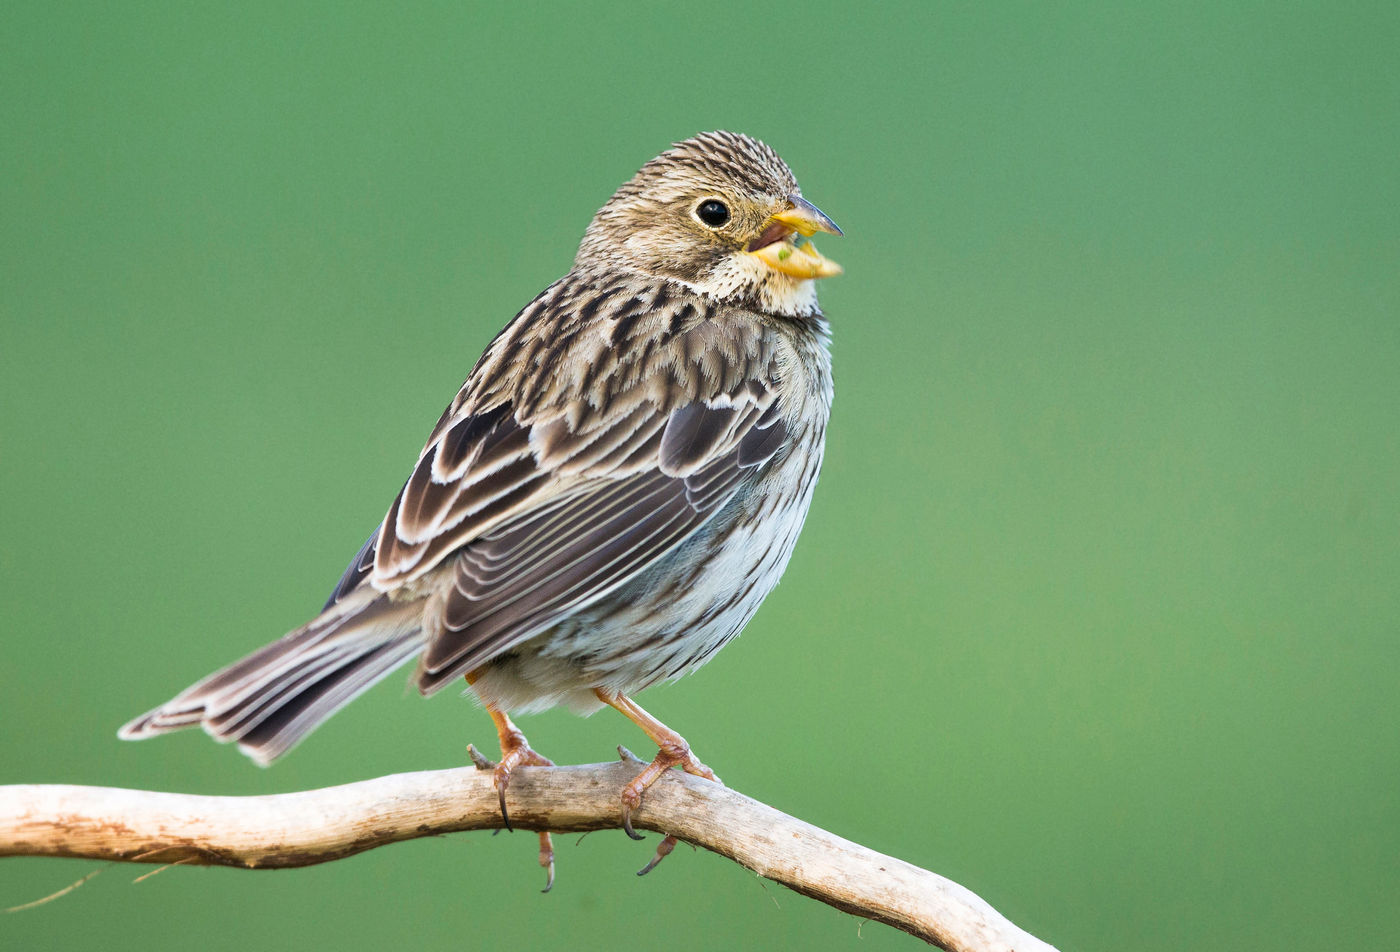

[118,592,428,765]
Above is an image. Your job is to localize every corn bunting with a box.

[120,130,842,882]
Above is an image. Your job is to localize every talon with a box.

[539,832,556,893]
[621,801,645,841]
[637,835,676,876]
[617,745,644,765]
[498,778,513,833]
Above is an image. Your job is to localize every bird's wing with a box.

[415,390,788,689]
[322,278,790,690]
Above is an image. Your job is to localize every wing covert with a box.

[351,280,792,686]
[416,397,787,689]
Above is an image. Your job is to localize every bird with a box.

[119,130,842,884]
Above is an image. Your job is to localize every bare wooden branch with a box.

[1,760,1057,951]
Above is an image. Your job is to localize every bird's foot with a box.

[614,741,719,876]
[467,712,556,893]
[617,733,719,839]
[596,691,722,874]
[480,728,554,832]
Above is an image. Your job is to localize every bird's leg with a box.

[466,672,555,892]
[594,688,721,871]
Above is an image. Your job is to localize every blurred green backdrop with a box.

[3,2,1397,949]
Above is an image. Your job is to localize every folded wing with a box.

[338,374,788,692]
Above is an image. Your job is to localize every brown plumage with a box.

[120,131,842,877]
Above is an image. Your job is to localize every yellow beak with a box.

[748,195,844,279]
[771,195,843,238]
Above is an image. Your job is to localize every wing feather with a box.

[321,282,794,691]
[418,473,713,687]
[411,398,785,689]
[659,402,740,474]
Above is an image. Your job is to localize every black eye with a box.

[696,199,730,228]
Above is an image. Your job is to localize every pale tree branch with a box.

[1,758,1058,951]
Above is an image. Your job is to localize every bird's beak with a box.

[773,195,843,238]
[747,195,844,279]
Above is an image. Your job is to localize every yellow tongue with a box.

[750,239,843,279]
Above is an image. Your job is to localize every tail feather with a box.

[118,593,427,765]
[205,644,362,739]
[232,636,426,763]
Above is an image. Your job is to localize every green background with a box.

[3,2,1397,949]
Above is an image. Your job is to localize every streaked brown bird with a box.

[120,130,842,883]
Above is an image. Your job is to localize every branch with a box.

[1,757,1057,951]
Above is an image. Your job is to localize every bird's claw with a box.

[617,744,651,838]
[539,832,556,893]
[498,784,512,831]
[616,740,721,845]
[620,792,647,841]
[469,736,553,833]
[636,835,677,875]
[493,742,554,833]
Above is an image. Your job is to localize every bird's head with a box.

[575,131,842,317]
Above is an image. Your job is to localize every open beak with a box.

[747,195,844,279]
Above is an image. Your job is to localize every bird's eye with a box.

[695,199,731,228]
